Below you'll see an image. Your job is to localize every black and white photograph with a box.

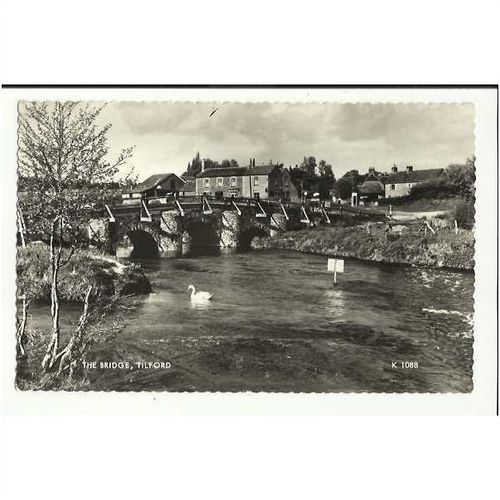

[13,98,481,393]
[1,2,500,499]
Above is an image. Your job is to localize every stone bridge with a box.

[88,195,386,258]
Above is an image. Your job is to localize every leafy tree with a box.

[446,156,475,199]
[318,159,334,178]
[18,102,134,242]
[18,101,134,371]
[202,158,220,169]
[184,151,203,177]
[300,156,317,176]
[220,159,239,169]
[334,169,362,199]
[334,178,354,199]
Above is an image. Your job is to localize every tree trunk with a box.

[42,219,62,371]
[16,294,29,356]
[57,285,92,377]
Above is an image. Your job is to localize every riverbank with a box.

[16,243,152,390]
[17,243,152,303]
[251,222,474,270]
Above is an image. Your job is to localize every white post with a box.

[203,196,213,214]
[105,204,116,222]
[322,208,331,224]
[256,201,267,218]
[140,199,152,221]
[280,202,289,221]
[425,221,436,235]
[231,200,242,215]
[333,259,337,286]
[454,219,458,235]
[175,199,185,217]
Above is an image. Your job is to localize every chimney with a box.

[201,159,205,172]
[406,165,413,173]
[252,158,256,168]
[391,164,398,173]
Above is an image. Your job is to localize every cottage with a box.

[358,180,385,205]
[122,173,186,202]
[384,165,444,198]
[196,159,297,201]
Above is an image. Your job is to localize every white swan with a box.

[187,284,213,302]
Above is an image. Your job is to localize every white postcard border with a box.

[1,86,497,414]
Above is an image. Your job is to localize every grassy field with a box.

[379,196,466,213]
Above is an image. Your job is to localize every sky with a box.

[99,102,475,181]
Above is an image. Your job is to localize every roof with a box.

[384,168,444,185]
[196,165,278,178]
[130,173,185,193]
[183,179,196,192]
[358,180,384,195]
[197,166,249,178]
[249,165,278,175]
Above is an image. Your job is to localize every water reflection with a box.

[190,300,212,311]
[323,287,346,321]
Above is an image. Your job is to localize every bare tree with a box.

[18,102,134,371]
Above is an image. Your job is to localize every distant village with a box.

[121,153,449,207]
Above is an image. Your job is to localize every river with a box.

[29,249,474,392]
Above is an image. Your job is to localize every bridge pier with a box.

[270,213,287,237]
[220,210,241,248]
[88,218,108,246]
[116,234,134,258]
[160,210,184,253]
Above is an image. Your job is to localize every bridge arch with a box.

[127,229,160,258]
[184,217,220,250]
[239,223,270,250]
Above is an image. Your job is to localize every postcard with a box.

[1,86,497,414]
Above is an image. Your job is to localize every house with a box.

[122,173,186,202]
[181,178,196,196]
[196,159,297,201]
[358,180,385,205]
[384,165,444,198]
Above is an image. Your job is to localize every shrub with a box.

[409,180,459,199]
[452,200,475,227]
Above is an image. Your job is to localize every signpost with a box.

[328,258,344,285]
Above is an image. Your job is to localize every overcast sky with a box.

[100,102,475,180]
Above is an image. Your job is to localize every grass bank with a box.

[17,243,152,302]
[16,243,151,390]
[252,222,474,270]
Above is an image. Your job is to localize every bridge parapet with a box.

[97,194,387,258]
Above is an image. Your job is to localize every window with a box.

[254,176,259,186]
[217,177,223,187]
[230,177,237,187]
[390,184,395,190]
[407,183,411,188]
[204,178,210,187]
